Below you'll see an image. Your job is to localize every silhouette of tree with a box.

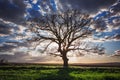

[27,10,104,68]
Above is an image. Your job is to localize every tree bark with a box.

[62,52,69,68]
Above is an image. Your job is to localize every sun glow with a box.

[69,57,78,63]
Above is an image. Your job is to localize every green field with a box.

[0,64,120,80]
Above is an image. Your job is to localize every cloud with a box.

[112,34,120,40]
[0,0,117,22]
[59,0,116,13]
[0,44,16,52]
[91,0,120,41]
[0,19,19,35]
[0,19,29,52]
[0,52,61,63]
[24,0,116,19]
[0,0,120,63]
[109,0,120,13]
[0,0,26,23]
[0,24,11,35]
[94,0,120,29]
[92,19,107,32]
[92,28,120,41]
[0,40,29,52]
[24,0,57,19]
[0,51,120,63]
[111,50,120,56]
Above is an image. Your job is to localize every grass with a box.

[0,64,120,80]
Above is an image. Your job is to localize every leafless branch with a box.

[27,10,106,67]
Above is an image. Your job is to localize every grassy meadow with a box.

[0,63,120,80]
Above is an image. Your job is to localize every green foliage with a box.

[0,65,120,80]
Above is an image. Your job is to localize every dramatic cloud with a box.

[0,0,120,63]
[0,0,26,23]
[24,0,117,19]
[92,0,120,41]
[109,0,120,13]
[0,19,29,52]
[0,19,19,35]
[24,0,120,42]
[0,24,11,35]
[112,34,120,40]
[59,0,116,13]
[24,0,57,19]
[0,0,117,21]
[0,44,16,52]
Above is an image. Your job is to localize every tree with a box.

[27,10,95,68]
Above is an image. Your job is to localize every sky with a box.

[0,0,120,63]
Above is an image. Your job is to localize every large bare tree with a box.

[27,10,102,68]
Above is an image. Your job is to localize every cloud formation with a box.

[24,0,57,19]
[0,19,29,52]
[24,0,116,19]
[92,0,120,41]
[0,0,26,23]
[59,0,116,13]
[0,0,120,63]
[0,52,61,63]
[0,0,118,22]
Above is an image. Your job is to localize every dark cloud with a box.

[94,0,120,27]
[0,0,26,23]
[0,19,29,52]
[92,19,107,32]
[0,19,19,35]
[0,44,16,52]
[113,34,120,40]
[0,24,12,35]
[60,0,117,13]
[109,0,120,13]
[0,0,117,22]
[92,0,120,41]
[0,41,29,52]
[25,0,117,19]
[108,16,120,28]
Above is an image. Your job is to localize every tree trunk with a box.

[62,52,69,68]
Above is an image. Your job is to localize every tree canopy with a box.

[27,10,104,68]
